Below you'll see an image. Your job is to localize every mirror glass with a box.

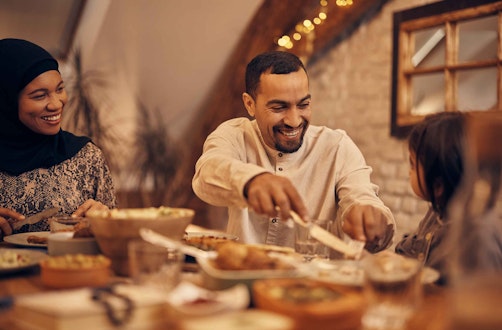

[458,15,498,63]
[412,26,446,68]
[411,72,445,115]
[457,67,497,110]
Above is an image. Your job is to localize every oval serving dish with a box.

[40,254,111,289]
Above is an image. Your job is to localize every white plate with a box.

[183,232,239,253]
[4,232,50,248]
[0,248,47,275]
[309,259,440,286]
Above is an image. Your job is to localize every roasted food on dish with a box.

[26,235,48,245]
[211,241,295,271]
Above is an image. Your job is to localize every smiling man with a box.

[192,51,395,252]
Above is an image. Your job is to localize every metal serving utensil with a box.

[289,211,365,259]
[12,207,59,230]
[139,228,217,260]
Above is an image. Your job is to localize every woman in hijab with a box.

[0,38,116,237]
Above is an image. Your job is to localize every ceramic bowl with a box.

[47,232,100,256]
[252,278,366,330]
[87,207,194,276]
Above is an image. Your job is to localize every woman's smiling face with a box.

[242,69,311,153]
[18,70,67,135]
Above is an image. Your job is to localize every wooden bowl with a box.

[40,254,111,289]
[253,278,366,330]
[87,207,194,276]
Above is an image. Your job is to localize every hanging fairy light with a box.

[336,0,353,6]
[276,0,353,50]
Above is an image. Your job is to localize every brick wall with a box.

[308,0,440,243]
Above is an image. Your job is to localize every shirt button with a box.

[278,167,283,171]
[271,218,278,223]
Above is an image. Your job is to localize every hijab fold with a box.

[0,38,90,175]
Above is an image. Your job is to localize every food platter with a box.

[0,248,47,275]
[309,259,440,286]
[4,232,50,248]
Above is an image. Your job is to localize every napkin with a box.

[12,285,171,330]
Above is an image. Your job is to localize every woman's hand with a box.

[72,199,109,217]
[0,208,25,237]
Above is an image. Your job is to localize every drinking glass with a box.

[294,218,329,261]
[128,240,183,293]
[446,111,502,329]
[49,216,87,233]
[361,252,422,330]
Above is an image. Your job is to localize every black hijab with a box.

[0,38,90,175]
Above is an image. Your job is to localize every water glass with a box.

[294,218,330,261]
[361,252,422,330]
[128,240,183,292]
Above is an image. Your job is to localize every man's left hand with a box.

[342,204,394,252]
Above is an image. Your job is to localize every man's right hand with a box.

[0,208,25,237]
[244,173,309,221]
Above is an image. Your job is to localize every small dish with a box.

[167,281,249,317]
[47,232,100,256]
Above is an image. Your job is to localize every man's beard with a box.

[274,122,308,153]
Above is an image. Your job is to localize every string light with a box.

[336,0,353,6]
[276,0,353,50]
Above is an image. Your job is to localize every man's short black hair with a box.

[245,51,307,99]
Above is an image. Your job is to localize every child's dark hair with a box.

[408,111,465,218]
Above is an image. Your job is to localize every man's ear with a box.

[242,93,255,117]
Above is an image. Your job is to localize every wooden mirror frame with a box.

[390,0,502,138]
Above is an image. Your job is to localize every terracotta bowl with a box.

[87,207,194,276]
[40,254,111,289]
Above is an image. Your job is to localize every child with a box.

[395,111,465,284]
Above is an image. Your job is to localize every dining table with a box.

[0,234,452,330]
